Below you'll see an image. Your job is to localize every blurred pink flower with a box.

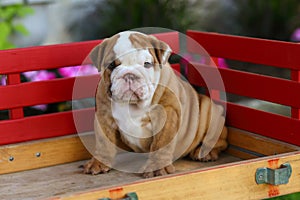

[0,75,6,86]
[180,53,193,75]
[23,70,56,82]
[180,54,229,69]
[33,71,56,81]
[23,71,38,80]
[58,66,80,77]
[291,28,300,41]
[32,104,48,111]
[217,58,229,69]
[58,65,98,78]
[77,65,98,76]
[181,53,194,65]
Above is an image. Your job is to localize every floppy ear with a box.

[90,45,100,70]
[149,36,172,66]
[89,39,108,71]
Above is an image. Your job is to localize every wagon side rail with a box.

[187,30,300,146]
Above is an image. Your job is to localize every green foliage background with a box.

[269,192,300,200]
[233,0,300,40]
[0,4,34,49]
[198,0,300,41]
[68,0,199,41]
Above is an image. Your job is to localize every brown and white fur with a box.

[83,31,228,178]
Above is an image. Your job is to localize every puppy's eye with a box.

[108,61,116,70]
[144,62,153,69]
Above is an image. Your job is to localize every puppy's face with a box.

[90,31,171,104]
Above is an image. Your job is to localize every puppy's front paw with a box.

[83,157,110,175]
[190,148,219,162]
[143,164,175,178]
[199,151,218,162]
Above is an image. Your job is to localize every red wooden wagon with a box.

[0,30,299,200]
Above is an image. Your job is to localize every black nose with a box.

[123,73,138,82]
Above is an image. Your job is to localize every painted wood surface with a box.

[227,128,300,159]
[291,70,300,119]
[187,30,300,70]
[0,32,179,74]
[187,64,300,145]
[48,152,300,200]
[0,109,94,145]
[0,135,91,174]
[185,31,300,146]
[0,75,99,110]
[6,73,24,119]
[0,155,240,200]
[226,103,300,146]
[0,128,297,175]
[187,63,300,108]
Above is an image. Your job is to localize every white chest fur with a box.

[112,102,152,151]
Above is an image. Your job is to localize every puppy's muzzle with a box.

[110,71,149,103]
[123,73,140,84]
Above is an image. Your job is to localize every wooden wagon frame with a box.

[0,30,300,200]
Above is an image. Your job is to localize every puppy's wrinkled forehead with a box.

[90,31,171,71]
[113,32,154,61]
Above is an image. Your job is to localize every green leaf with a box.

[13,23,29,35]
[0,22,12,41]
[16,6,34,17]
[0,4,33,49]
[1,6,18,20]
[0,7,5,19]
[0,40,15,50]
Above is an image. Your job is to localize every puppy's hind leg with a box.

[189,126,228,162]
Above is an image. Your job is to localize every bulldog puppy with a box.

[83,31,228,178]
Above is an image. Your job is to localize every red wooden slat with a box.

[0,65,179,110]
[171,63,180,73]
[0,75,99,110]
[0,40,102,74]
[7,73,24,119]
[0,108,94,145]
[187,63,300,109]
[187,30,300,70]
[291,70,300,119]
[0,32,180,74]
[226,102,300,146]
[154,32,180,53]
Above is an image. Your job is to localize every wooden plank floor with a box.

[0,153,240,200]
